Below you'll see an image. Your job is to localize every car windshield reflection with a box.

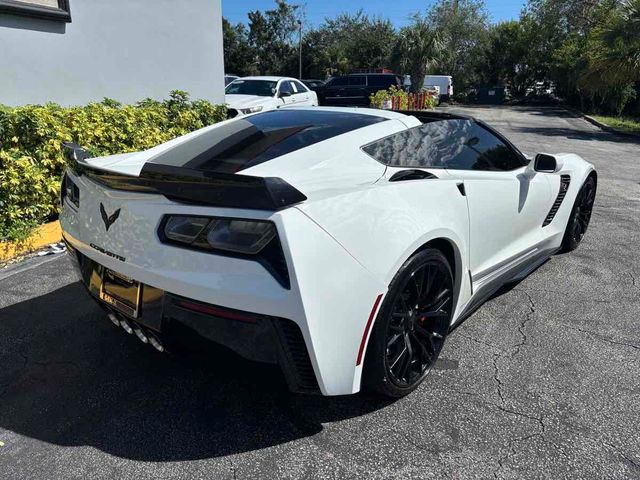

[225,80,277,97]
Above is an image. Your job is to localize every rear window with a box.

[147,109,388,174]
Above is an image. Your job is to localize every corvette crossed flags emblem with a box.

[99,203,121,231]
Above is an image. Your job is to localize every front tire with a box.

[561,176,596,252]
[363,249,454,398]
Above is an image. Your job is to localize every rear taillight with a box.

[60,173,67,206]
[159,215,290,289]
[62,173,80,208]
[162,215,276,255]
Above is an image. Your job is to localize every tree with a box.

[305,11,397,77]
[428,0,490,91]
[479,17,545,94]
[392,14,441,93]
[583,0,640,88]
[247,0,303,76]
[222,18,255,76]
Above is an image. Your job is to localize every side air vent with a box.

[543,174,571,227]
[389,169,438,182]
[274,319,319,392]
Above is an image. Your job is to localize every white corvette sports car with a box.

[60,107,597,397]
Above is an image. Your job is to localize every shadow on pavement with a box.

[511,126,639,144]
[0,282,394,461]
[443,104,640,144]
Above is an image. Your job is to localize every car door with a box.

[346,75,368,105]
[289,80,310,105]
[439,120,553,285]
[322,77,347,105]
[277,80,296,107]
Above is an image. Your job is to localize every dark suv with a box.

[318,73,404,106]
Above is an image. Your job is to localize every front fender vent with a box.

[543,174,571,227]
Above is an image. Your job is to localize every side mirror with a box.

[278,91,291,98]
[524,153,563,178]
[534,153,558,173]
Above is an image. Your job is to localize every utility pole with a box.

[297,20,302,79]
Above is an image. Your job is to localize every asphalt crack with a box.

[512,289,535,356]
[493,432,543,479]
[492,353,506,404]
[488,289,550,479]
[571,326,639,351]
[229,457,238,479]
[458,333,505,352]
[604,441,640,471]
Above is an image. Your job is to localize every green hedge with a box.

[0,91,227,242]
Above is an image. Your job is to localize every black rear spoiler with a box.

[62,143,307,211]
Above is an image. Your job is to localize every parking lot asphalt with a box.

[1,106,639,479]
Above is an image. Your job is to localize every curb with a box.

[582,114,640,139]
[564,107,640,139]
[0,221,62,262]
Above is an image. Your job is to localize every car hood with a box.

[225,95,275,109]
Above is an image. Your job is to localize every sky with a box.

[222,0,527,28]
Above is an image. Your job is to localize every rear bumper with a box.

[61,168,388,396]
[66,239,319,393]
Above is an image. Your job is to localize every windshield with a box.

[225,80,277,97]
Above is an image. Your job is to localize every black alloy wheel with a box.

[562,176,596,252]
[364,248,454,397]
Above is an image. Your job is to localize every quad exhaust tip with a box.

[147,331,165,353]
[133,326,149,344]
[106,311,165,352]
[119,318,134,334]
[107,312,120,327]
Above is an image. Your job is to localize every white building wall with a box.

[0,0,225,106]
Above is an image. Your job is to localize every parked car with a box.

[319,73,404,106]
[302,79,325,92]
[224,74,239,86]
[225,76,318,117]
[423,75,454,101]
[61,107,596,398]
[423,85,441,105]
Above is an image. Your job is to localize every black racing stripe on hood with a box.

[145,109,388,174]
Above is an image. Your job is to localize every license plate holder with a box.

[99,268,142,319]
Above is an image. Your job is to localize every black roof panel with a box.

[147,109,388,174]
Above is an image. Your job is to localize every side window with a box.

[368,75,394,88]
[292,80,308,93]
[328,77,348,87]
[448,123,524,171]
[348,76,366,86]
[362,119,524,171]
[279,81,294,96]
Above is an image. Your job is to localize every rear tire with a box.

[561,176,596,252]
[363,249,454,398]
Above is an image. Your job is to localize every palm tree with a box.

[393,15,442,93]
[582,0,640,89]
